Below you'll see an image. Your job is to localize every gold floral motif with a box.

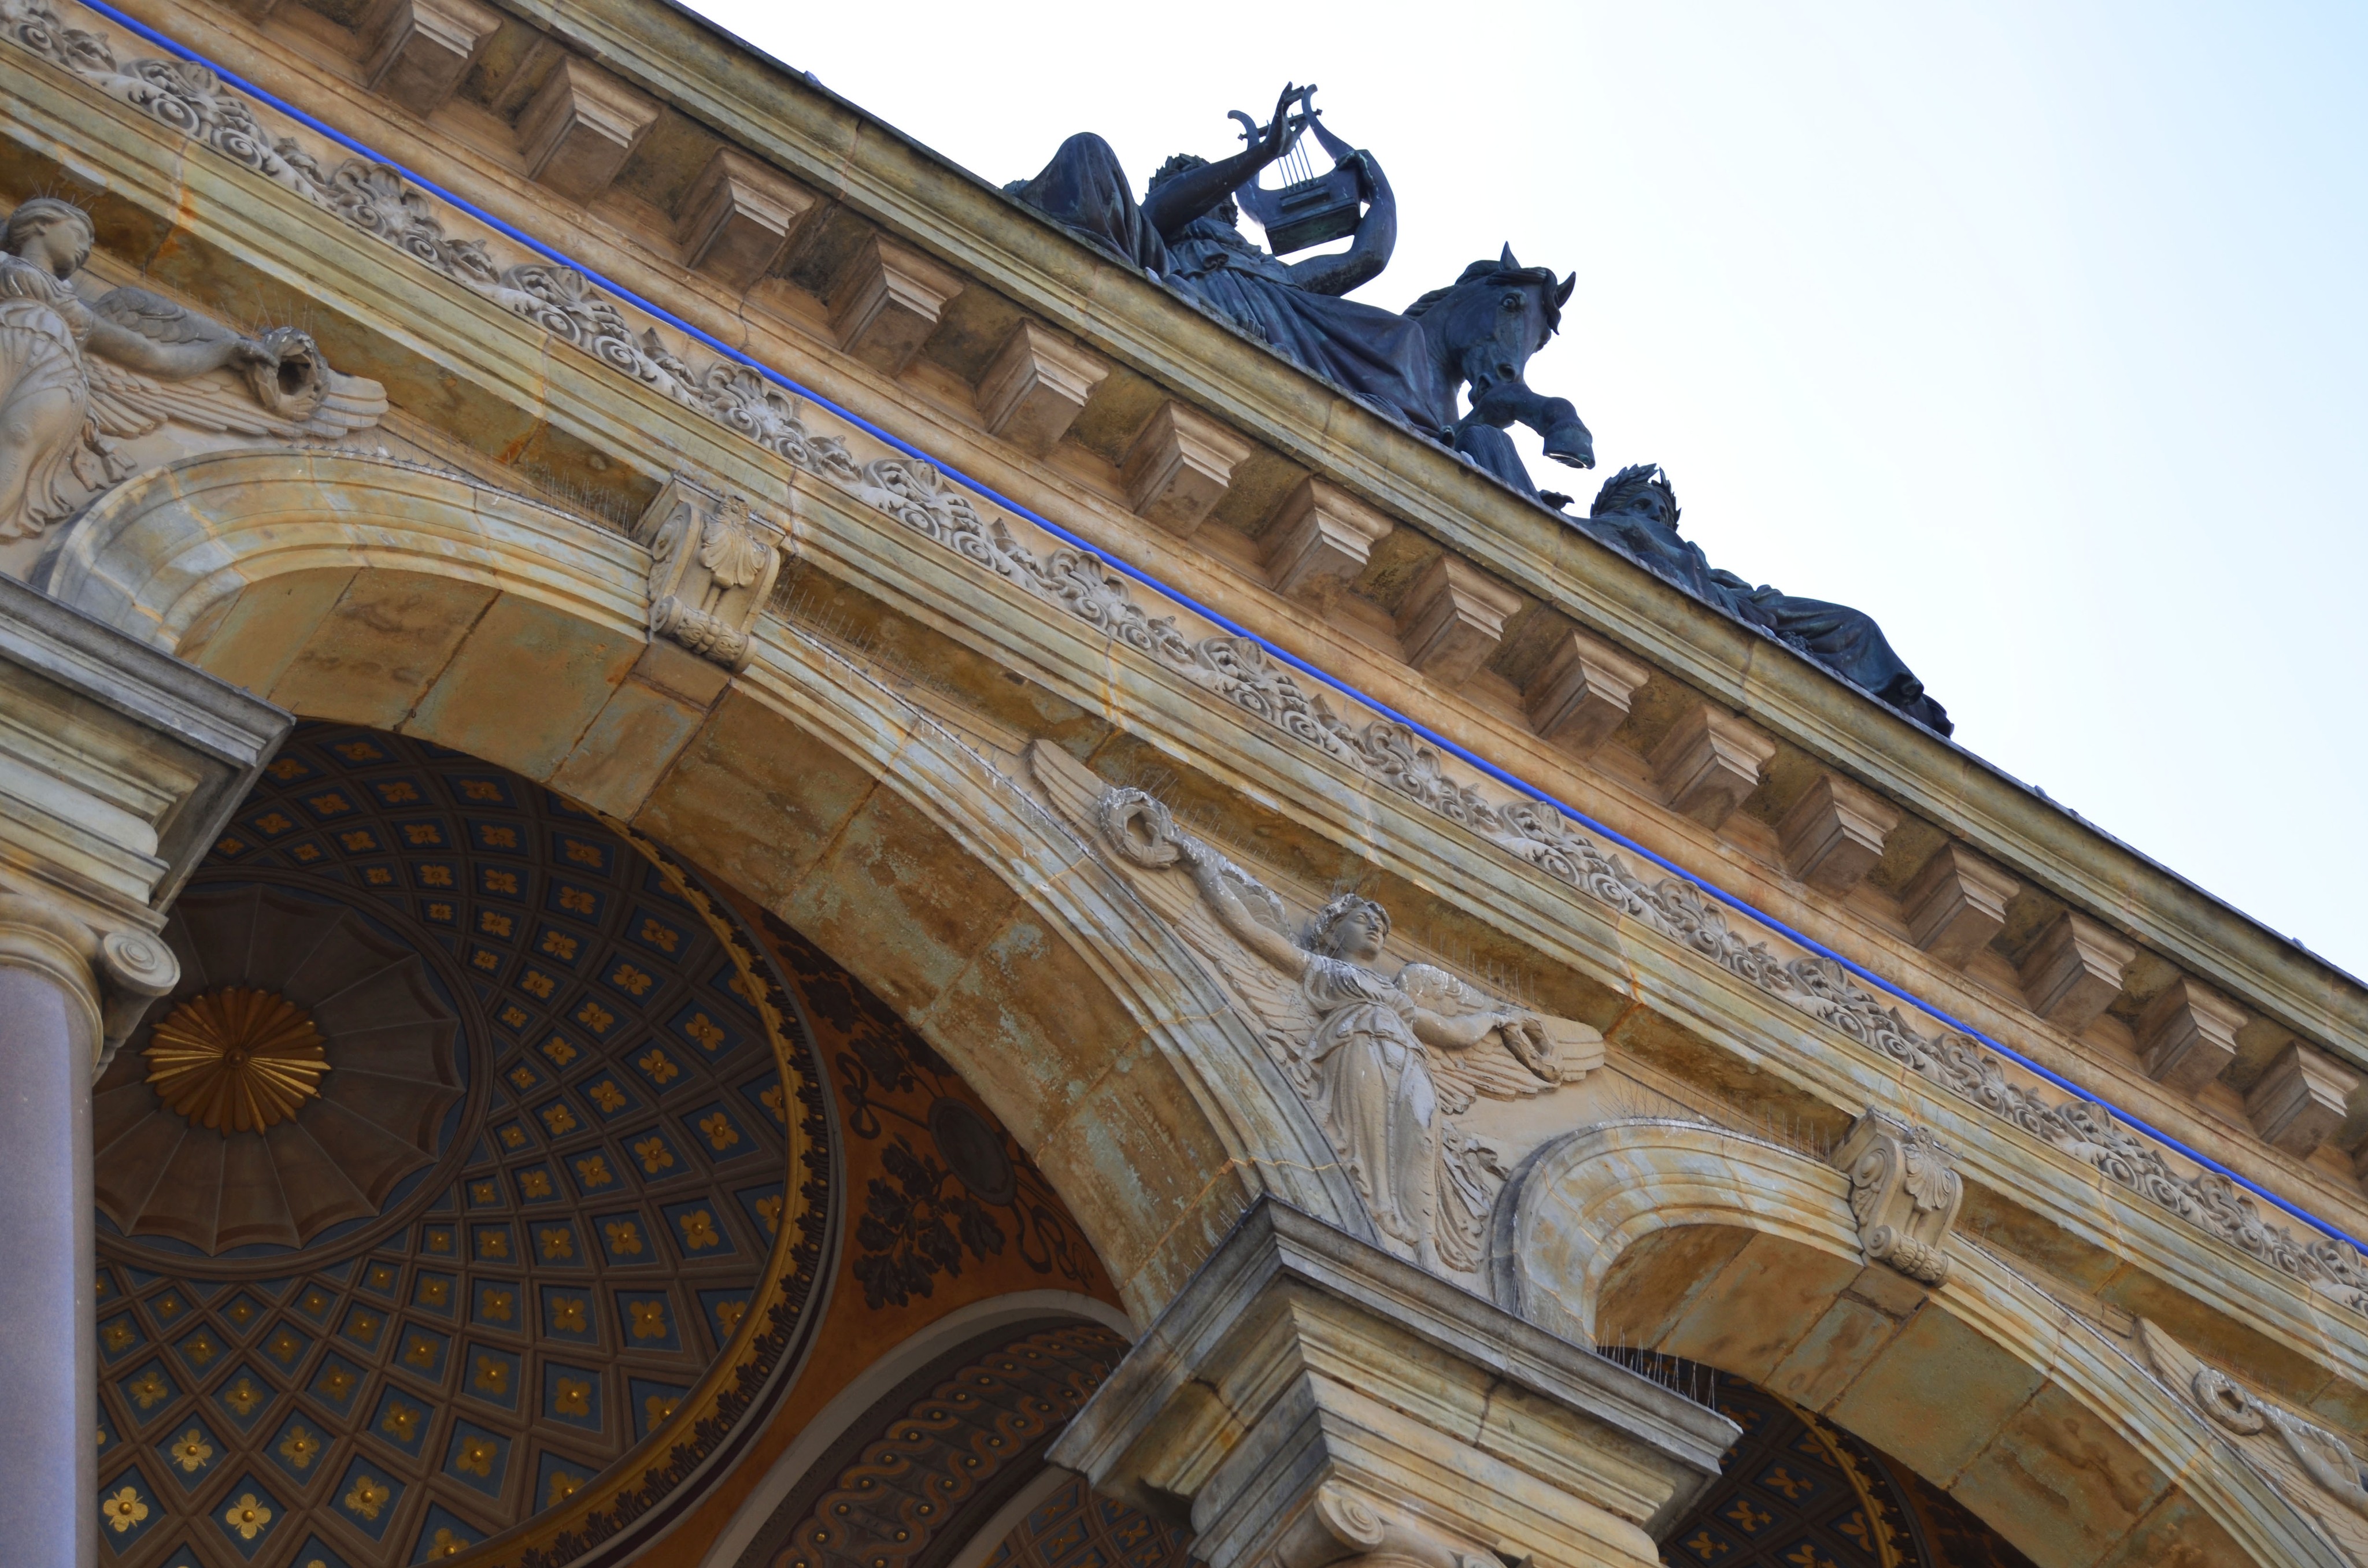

[455,1435,497,1476]
[539,1227,575,1260]
[637,1044,676,1080]
[629,1300,667,1339]
[222,1493,272,1540]
[168,1427,213,1471]
[700,1111,740,1151]
[633,1136,674,1174]
[553,1376,591,1416]
[679,1209,722,1250]
[278,1425,322,1470]
[428,1526,470,1556]
[473,1355,509,1395]
[343,1474,390,1519]
[547,1468,587,1505]
[713,1299,748,1335]
[143,988,330,1133]
[754,1193,783,1236]
[605,1219,643,1255]
[645,1392,680,1425]
[102,1487,148,1533]
[126,1369,169,1408]
[589,1079,627,1113]
[549,1296,587,1332]
[380,1401,421,1442]
[521,1170,553,1199]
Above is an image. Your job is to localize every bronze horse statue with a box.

[1401,247,1592,502]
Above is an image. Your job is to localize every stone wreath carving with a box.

[14,0,2362,1319]
[2140,1318,2368,1564]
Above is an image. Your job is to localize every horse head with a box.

[1405,246,1591,473]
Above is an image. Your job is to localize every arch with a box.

[1490,1118,2344,1568]
[42,448,1373,1319]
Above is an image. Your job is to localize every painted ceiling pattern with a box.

[979,1476,1192,1568]
[1661,1376,2036,1568]
[91,724,828,1568]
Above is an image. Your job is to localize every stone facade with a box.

[0,4,2363,1568]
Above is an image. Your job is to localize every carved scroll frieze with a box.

[635,476,788,669]
[17,0,2363,1324]
[2140,1318,2368,1563]
[1832,1108,1963,1286]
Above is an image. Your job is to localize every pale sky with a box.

[679,1,2368,978]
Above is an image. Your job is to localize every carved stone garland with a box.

[13,0,2365,1322]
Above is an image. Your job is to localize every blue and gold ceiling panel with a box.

[95,724,830,1568]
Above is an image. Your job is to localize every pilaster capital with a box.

[1049,1201,1732,1568]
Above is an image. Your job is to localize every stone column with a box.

[1049,1201,1734,1568]
[0,576,287,1565]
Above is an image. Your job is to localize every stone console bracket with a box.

[634,476,792,673]
[1049,1200,1734,1568]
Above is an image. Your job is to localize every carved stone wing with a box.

[84,287,387,441]
[1026,742,1323,1091]
[1396,962,1602,1107]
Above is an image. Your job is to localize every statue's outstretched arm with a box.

[1286,151,1396,296]
[1142,81,1304,240]
[1179,839,1310,979]
[83,288,260,380]
[1409,1003,1524,1053]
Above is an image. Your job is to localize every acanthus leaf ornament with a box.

[1832,1108,1963,1287]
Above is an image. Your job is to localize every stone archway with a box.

[1489,1118,2335,1568]
[41,447,1374,1321]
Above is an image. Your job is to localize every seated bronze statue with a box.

[1008,84,1595,504]
[1578,465,1952,735]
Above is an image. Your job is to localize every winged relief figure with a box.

[1028,743,1601,1275]
[0,197,386,539]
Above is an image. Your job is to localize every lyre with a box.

[1226,86,1363,255]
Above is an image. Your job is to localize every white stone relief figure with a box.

[1091,784,1591,1274]
[0,197,384,539]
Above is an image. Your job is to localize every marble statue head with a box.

[1304,894,1390,961]
[3,197,93,278]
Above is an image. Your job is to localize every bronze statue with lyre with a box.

[1008,84,1596,505]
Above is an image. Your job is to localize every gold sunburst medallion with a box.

[144,987,330,1133]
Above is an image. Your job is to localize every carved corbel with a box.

[1778,773,1900,895]
[830,232,965,376]
[1901,844,2019,968]
[1831,1107,1963,1286]
[1523,627,1649,760]
[1122,401,1252,537]
[634,478,790,671]
[2137,976,2247,1095]
[1261,477,1394,600]
[2245,1040,2359,1158]
[519,57,660,203]
[2016,910,2136,1031]
[361,0,501,118]
[678,148,816,290]
[1394,554,1522,686]
[975,321,1110,455]
[1648,705,1775,830]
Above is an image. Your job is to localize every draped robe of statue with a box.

[1295,949,1444,1258]
[1008,134,1455,439]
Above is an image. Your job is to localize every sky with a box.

[678,1,2368,978]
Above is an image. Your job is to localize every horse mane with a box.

[1591,463,1679,525]
[1403,250,1570,333]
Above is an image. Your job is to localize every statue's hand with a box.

[229,336,276,367]
[1263,81,1308,160]
[1335,149,1376,198]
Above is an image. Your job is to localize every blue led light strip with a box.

[79,0,2363,1253]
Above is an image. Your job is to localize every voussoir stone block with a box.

[1120,401,1252,538]
[519,56,659,203]
[1260,476,1394,599]
[974,321,1109,455]
[361,0,501,118]
[1525,625,1650,759]
[830,232,965,377]
[1779,772,1900,895]
[2245,1040,2359,1158]
[1394,553,1522,686]
[2016,910,2136,1032]
[2137,976,2247,1095]
[677,147,815,290]
[1649,704,1775,831]
[1901,843,2019,968]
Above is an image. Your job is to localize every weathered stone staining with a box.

[517,55,658,203]
[2138,974,2249,1093]
[1121,399,1250,535]
[2017,909,2138,1031]
[2247,1039,2359,1158]
[1394,552,1523,685]
[1525,625,1650,759]
[679,147,816,290]
[1779,773,1900,895]
[975,321,1111,456]
[1901,843,2021,967]
[1650,704,1777,829]
[1832,1107,1964,1286]
[5,5,2368,1566]
[360,0,499,118]
[831,231,965,376]
[1261,475,1394,599]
